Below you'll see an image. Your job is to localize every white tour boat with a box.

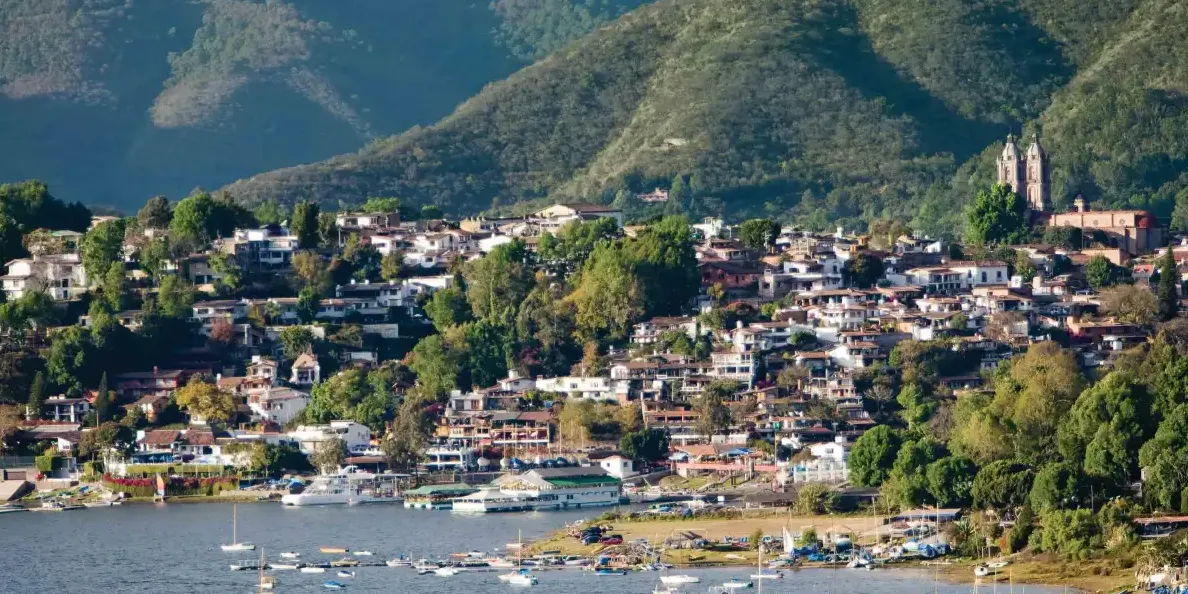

[281,466,406,506]
[451,468,621,514]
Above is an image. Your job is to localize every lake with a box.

[0,503,1064,593]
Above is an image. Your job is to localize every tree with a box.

[622,216,699,317]
[311,437,348,473]
[45,326,91,396]
[849,425,900,487]
[972,460,1034,511]
[463,320,512,389]
[538,218,621,275]
[380,250,406,282]
[617,402,643,434]
[1084,255,1122,290]
[208,252,243,296]
[619,428,670,462]
[843,252,884,289]
[557,399,599,445]
[1014,251,1037,282]
[1159,247,1179,321]
[421,204,443,220]
[423,287,472,331]
[572,241,643,341]
[966,183,1029,246]
[292,250,330,294]
[1042,226,1083,250]
[361,197,401,213]
[408,335,463,401]
[94,372,111,423]
[1099,284,1158,325]
[0,405,20,453]
[291,201,320,249]
[137,196,172,228]
[26,371,44,420]
[253,199,289,226]
[279,326,315,359]
[101,261,125,312]
[317,213,338,249]
[883,438,945,507]
[793,483,837,515]
[738,219,781,254]
[384,397,432,474]
[926,456,978,507]
[155,275,196,319]
[1028,462,1085,514]
[139,237,171,281]
[296,288,320,324]
[464,240,534,325]
[174,378,236,425]
[82,219,126,281]
[170,191,237,243]
[696,380,736,438]
[78,421,134,459]
[987,341,1084,465]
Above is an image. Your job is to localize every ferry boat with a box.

[402,483,479,510]
[451,468,621,514]
[281,466,407,506]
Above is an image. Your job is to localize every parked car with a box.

[599,536,623,545]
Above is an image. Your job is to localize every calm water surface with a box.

[0,503,1065,594]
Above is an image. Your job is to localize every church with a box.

[995,134,1163,255]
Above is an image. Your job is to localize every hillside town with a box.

[2,155,1188,549]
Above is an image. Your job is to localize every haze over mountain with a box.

[226,0,1188,236]
[0,0,643,209]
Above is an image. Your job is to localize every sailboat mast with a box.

[757,541,762,594]
[232,504,237,543]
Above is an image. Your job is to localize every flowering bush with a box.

[103,474,238,497]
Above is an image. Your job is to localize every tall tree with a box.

[843,252,885,289]
[291,201,320,249]
[317,213,338,249]
[311,437,348,473]
[571,241,641,341]
[137,196,172,228]
[463,240,534,325]
[174,378,236,425]
[81,219,126,281]
[380,250,406,282]
[849,425,901,487]
[695,380,736,438]
[295,288,321,324]
[94,372,110,424]
[101,262,125,312]
[1159,247,1179,321]
[738,218,781,254]
[26,371,44,420]
[1084,255,1123,290]
[965,183,1029,246]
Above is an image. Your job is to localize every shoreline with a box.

[523,512,1128,593]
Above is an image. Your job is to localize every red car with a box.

[599,536,623,545]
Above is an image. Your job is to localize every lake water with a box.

[0,503,1065,593]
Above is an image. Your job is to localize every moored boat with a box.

[323,580,347,589]
[220,505,255,552]
[337,570,355,578]
[270,563,299,570]
[435,567,460,577]
[280,551,301,559]
[321,547,348,554]
[300,567,327,574]
[721,578,753,589]
[282,466,406,506]
[594,568,627,576]
[660,574,700,585]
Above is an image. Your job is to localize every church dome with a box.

[1001,134,1020,157]
[1026,133,1045,157]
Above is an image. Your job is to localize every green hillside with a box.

[225,0,1188,236]
[0,0,634,209]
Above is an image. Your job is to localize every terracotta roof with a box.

[182,431,215,446]
[143,430,181,446]
[292,353,319,368]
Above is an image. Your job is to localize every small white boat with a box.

[506,572,538,586]
[354,551,373,557]
[280,551,301,559]
[653,587,680,594]
[435,567,460,577]
[987,560,1010,569]
[975,565,993,578]
[660,575,700,585]
[751,571,783,579]
[271,563,299,571]
[324,581,347,590]
[301,567,327,574]
[221,505,255,552]
[722,578,753,589]
[83,500,121,508]
[487,558,516,568]
[337,570,355,578]
[386,558,412,567]
[412,560,440,572]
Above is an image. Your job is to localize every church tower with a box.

[1024,133,1050,212]
[996,134,1024,196]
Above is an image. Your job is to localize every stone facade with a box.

[996,133,1050,211]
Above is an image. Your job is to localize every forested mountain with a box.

[225,0,1188,237]
[0,0,642,209]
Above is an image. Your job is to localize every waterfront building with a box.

[451,467,622,513]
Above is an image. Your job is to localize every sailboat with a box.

[221,504,256,552]
[257,548,276,591]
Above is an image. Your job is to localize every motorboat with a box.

[660,575,700,585]
[301,567,327,574]
[280,551,301,559]
[506,572,537,586]
[321,547,348,554]
[721,578,753,589]
[751,571,783,579]
[354,551,373,556]
[412,560,440,571]
[282,466,406,506]
[337,570,355,578]
[653,587,680,594]
[323,581,347,590]
[330,558,359,568]
[270,563,299,571]
[487,557,516,568]
[220,505,255,552]
[386,558,412,567]
[435,567,460,577]
[594,568,627,576]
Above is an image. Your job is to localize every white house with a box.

[2,253,88,301]
[248,386,310,425]
[287,421,371,454]
[531,203,624,230]
[948,261,1010,288]
[597,454,636,479]
[290,353,321,386]
[533,376,627,401]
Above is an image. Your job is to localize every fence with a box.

[0,456,35,469]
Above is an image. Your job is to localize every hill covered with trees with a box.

[225,0,1188,237]
[0,0,640,209]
